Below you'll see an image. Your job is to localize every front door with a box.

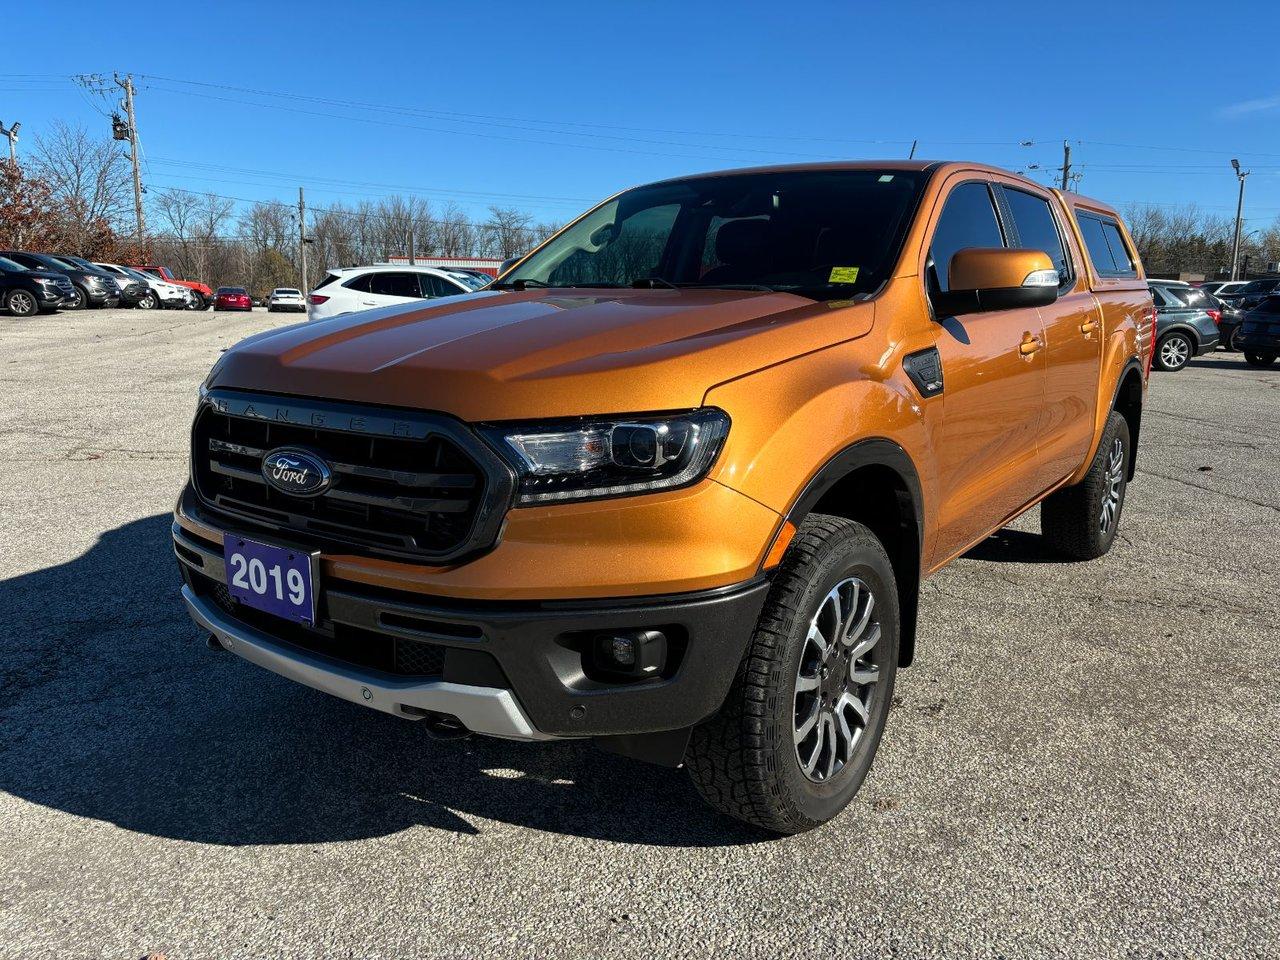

[924,177,1048,563]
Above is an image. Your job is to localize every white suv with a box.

[307,265,476,321]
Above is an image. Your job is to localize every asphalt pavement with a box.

[1,307,1277,959]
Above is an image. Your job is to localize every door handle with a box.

[1080,318,1100,336]
[1019,333,1042,356]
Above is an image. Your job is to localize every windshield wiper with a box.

[631,277,677,289]
[492,278,551,290]
[679,282,777,292]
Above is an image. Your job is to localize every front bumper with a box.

[174,519,770,739]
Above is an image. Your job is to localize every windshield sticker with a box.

[828,266,860,284]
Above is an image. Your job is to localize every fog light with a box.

[594,629,667,679]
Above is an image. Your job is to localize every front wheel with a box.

[65,284,87,311]
[1154,331,1192,371]
[137,291,158,310]
[1041,411,1130,561]
[5,288,40,317]
[685,515,899,834]
[1244,352,1277,368]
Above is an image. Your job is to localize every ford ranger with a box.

[174,161,1152,833]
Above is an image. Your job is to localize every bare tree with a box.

[481,205,534,259]
[29,120,132,253]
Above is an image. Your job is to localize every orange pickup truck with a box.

[173,161,1152,832]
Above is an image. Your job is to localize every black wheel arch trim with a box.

[1108,356,1144,482]
[1157,324,1200,349]
[781,438,924,668]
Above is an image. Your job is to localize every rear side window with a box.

[928,182,1005,292]
[313,273,339,290]
[1077,213,1137,278]
[343,273,374,293]
[369,272,421,298]
[1000,187,1071,286]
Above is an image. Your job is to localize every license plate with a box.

[223,536,318,625]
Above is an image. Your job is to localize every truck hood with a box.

[211,288,874,421]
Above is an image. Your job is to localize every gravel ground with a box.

[1,307,1277,959]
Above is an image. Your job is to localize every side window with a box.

[928,182,1005,292]
[1001,187,1072,287]
[422,274,460,297]
[370,272,421,298]
[343,273,373,293]
[1078,213,1136,277]
[1101,222,1135,276]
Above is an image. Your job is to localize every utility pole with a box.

[113,73,146,242]
[298,186,309,294]
[407,228,416,265]
[1230,159,1249,281]
[1059,140,1072,191]
[0,120,19,165]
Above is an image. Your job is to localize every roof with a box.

[325,263,461,276]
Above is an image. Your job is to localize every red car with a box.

[213,287,252,312]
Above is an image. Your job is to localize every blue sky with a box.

[5,0,1280,232]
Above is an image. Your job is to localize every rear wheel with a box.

[1224,327,1240,352]
[1041,411,1130,561]
[188,293,207,311]
[1244,352,1277,368]
[685,515,898,834]
[5,288,39,318]
[1154,331,1192,371]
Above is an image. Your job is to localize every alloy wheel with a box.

[1160,335,1190,370]
[793,577,881,783]
[1099,436,1125,534]
[8,291,36,316]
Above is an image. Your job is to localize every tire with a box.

[5,288,40,318]
[1041,411,1130,561]
[188,293,207,311]
[685,515,899,834]
[1224,327,1240,352]
[137,291,158,310]
[1154,331,1192,371]
[65,284,87,311]
[1244,352,1277,368]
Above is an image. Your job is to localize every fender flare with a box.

[783,438,925,667]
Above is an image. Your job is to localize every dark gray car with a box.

[1149,282,1221,371]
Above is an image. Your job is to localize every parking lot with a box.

[1,306,1277,957]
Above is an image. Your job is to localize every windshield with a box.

[273,288,301,295]
[0,256,28,272]
[1240,279,1280,293]
[122,267,153,283]
[449,272,487,289]
[501,169,928,301]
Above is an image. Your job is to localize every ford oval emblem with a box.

[261,447,332,497]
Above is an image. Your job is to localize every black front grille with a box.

[192,390,513,562]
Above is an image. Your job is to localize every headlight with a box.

[483,409,730,505]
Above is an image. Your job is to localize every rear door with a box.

[361,271,424,310]
[992,178,1103,488]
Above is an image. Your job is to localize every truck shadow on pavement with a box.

[0,515,769,848]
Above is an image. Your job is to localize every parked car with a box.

[176,160,1152,833]
[307,265,474,321]
[266,287,306,312]
[53,255,148,308]
[0,255,74,316]
[1218,276,1280,312]
[0,250,121,309]
[213,287,253,312]
[1148,280,1220,370]
[130,264,214,310]
[1235,295,1280,368]
[94,262,193,310]
[1199,280,1247,298]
